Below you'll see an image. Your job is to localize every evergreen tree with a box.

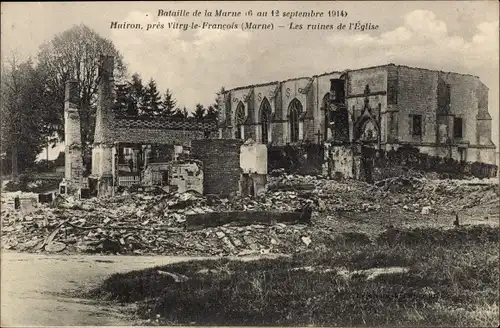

[139,91,150,115]
[206,89,222,120]
[173,107,187,118]
[113,82,130,115]
[193,103,205,120]
[144,79,162,116]
[161,89,177,116]
[206,104,218,120]
[129,73,144,116]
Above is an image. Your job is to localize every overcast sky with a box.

[2,1,498,158]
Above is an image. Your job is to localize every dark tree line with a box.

[113,74,219,120]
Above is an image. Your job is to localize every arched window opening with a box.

[288,99,303,142]
[260,98,272,143]
[235,102,245,139]
[323,93,331,141]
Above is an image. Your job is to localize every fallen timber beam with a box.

[186,203,313,230]
[267,183,316,192]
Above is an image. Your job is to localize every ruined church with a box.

[217,64,496,165]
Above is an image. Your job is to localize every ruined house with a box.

[217,64,496,165]
[64,55,218,196]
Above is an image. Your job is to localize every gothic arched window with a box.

[322,93,331,141]
[235,102,245,139]
[322,93,331,109]
[260,98,272,144]
[288,98,303,142]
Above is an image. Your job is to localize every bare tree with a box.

[37,24,127,173]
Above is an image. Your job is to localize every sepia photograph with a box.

[1,1,499,327]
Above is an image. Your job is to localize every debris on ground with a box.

[1,173,498,256]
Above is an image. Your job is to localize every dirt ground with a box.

[1,251,282,326]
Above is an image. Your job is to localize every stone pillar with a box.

[132,148,140,172]
[144,145,151,168]
[239,140,267,197]
[64,80,83,194]
[92,55,115,196]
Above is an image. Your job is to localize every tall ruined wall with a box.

[396,66,439,144]
[191,139,243,196]
[315,72,342,142]
[347,66,387,96]
[438,72,480,145]
[384,65,399,144]
[475,81,494,148]
[219,64,495,164]
[346,66,388,144]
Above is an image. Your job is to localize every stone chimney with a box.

[64,80,83,193]
[93,55,115,145]
[91,55,115,192]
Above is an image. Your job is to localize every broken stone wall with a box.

[113,127,214,146]
[268,143,324,175]
[168,160,203,194]
[240,140,267,196]
[323,142,498,182]
[324,144,356,179]
[322,143,367,181]
[141,163,169,186]
[371,145,498,180]
[191,139,243,196]
[240,140,267,175]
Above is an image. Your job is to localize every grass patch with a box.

[87,226,499,326]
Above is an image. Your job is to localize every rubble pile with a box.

[369,174,499,215]
[1,183,326,256]
[1,174,498,256]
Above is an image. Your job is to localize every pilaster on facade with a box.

[298,78,314,94]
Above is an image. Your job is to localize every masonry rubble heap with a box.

[2,172,498,256]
